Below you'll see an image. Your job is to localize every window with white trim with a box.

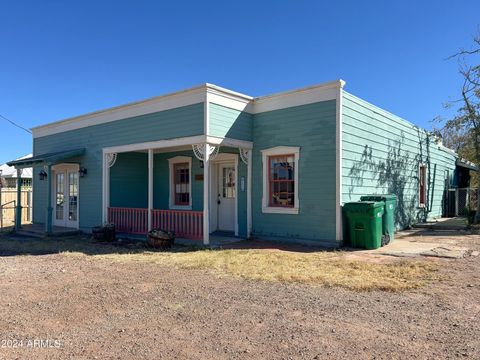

[261,146,300,214]
[168,156,192,210]
[419,164,427,208]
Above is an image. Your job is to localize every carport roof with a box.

[456,158,478,171]
[6,148,85,168]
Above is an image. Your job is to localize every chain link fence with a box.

[445,188,479,217]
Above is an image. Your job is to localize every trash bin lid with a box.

[360,194,397,202]
[344,201,385,212]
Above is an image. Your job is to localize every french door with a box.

[53,164,79,228]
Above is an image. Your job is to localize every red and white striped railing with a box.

[152,209,203,240]
[107,207,203,240]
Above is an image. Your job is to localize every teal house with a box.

[7,80,475,247]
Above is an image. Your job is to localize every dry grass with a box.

[0,235,440,291]
[96,249,439,291]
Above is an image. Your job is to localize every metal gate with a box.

[444,188,479,217]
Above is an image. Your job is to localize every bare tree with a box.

[443,32,480,222]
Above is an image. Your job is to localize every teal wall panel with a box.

[209,103,253,141]
[341,91,457,229]
[110,153,148,208]
[251,100,337,245]
[152,150,204,211]
[32,103,204,230]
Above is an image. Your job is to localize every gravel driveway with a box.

[0,231,479,359]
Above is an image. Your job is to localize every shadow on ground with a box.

[0,233,204,257]
[0,233,330,257]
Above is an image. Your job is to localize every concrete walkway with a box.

[355,226,477,259]
[374,238,470,259]
[413,217,468,231]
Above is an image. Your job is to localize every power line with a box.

[0,114,32,134]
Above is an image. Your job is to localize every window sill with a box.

[262,206,299,215]
[169,205,193,211]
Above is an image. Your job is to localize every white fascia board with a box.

[33,80,346,139]
[102,134,253,154]
[103,135,206,154]
[206,135,253,149]
[205,83,253,101]
[438,144,458,157]
[253,80,344,114]
[207,85,253,113]
[335,81,345,242]
[32,85,207,138]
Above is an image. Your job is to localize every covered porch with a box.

[103,135,253,245]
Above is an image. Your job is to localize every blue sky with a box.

[0,0,479,164]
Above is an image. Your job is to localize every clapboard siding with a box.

[110,152,148,209]
[152,150,204,212]
[251,100,337,246]
[33,103,204,230]
[342,91,456,228]
[209,103,253,141]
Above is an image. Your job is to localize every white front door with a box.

[217,163,236,232]
[53,165,79,228]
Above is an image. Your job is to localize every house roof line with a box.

[30,84,208,132]
[30,80,344,137]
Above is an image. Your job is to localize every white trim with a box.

[246,149,252,238]
[148,149,153,231]
[102,135,253,155]
[209,153,239,236]
[438,144,458,156]
[205,83,253,102]
[32,86,206,138]
[203,144,210,245]
[253,80,343,114]
[234,155,239,236]
[168,156,192,210]
[208,89,253,113]
[103,135,205,154]
[51,163,80,229]
[32,80,347,138]
[261,146,300,215]
[102,153,109,224]
[335,82,345,242]
[206,135,253,149]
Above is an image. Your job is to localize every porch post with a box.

[203,143,210,245]
[148,149,153,231]
[102,154,107,223]
[15,168,22,231]
[102,153,111,224]
[247,150,252,238]
[45,165,53,234]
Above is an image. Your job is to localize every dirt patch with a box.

[0,232,479,359]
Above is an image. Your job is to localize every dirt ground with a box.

[0,230,479,359]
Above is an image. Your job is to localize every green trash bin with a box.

[343,201,385,249]
[360,195,397,244]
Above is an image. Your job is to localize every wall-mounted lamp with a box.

[39,170,47,181]
[79,167,88,178]
[200,161,204,169]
